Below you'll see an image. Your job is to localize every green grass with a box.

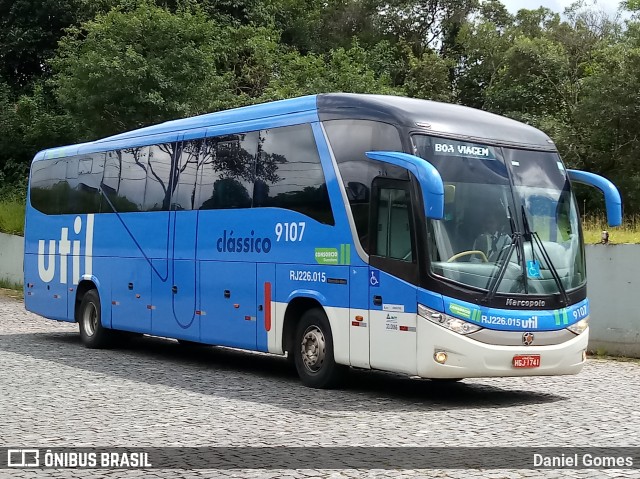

[582,214,640,244]
[0,278,23,300]
[0,199,25,236]
[588,350,640,364]
[0,278,22,290]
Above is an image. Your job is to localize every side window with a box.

[29,158,67,214]
[254,124,334,225]
[172,139,202,211]
[101,148,148,212]
[64,153,105,214]
[198,132,258,210]
[144,144,174,211]
[324,120,404,252]
[100,151,120,212]
[375,187,413,262]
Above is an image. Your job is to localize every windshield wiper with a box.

[521,205,569,306]
[482,206,526,303]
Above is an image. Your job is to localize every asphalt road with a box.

[1,294,638,478]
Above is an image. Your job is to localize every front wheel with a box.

[294,308,346,389]
[78,289,113,349]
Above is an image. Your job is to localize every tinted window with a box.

[100,151,120,212]
[100,148,148,212]
[172,140,202,211]
[504,149,567,189]
[64,153,105,214]
[412,135,509,185]
[144,144,174,211]
[254,124,334,225]
[30,158,67,214]
[324,120,404,251]
[198,132,258,210]
[375,187,413,261]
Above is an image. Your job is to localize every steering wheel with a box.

[447,250,488,263]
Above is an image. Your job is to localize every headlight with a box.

[418,304,482,335]
[567,317,589,335]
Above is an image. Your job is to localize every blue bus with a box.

[24,94,622,388]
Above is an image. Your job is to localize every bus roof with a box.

[317,94,555,150]
[33,93,555,161]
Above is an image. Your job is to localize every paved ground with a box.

[1,294,639,478]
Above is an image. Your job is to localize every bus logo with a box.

[7,449,40,467]
[314,245,351,265]
[37,215,94,285]
[216,230,272,254]
[522,332,534,346]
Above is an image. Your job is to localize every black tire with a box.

[78,289,113,349]
[293,308,346,389]
[431,378,463,383]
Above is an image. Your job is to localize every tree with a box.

[0,0,84,89]
[259,40,400,100]
[51,3,243,139]
[573,37,640,212]
[376,0,478,56]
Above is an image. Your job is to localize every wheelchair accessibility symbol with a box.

[527,260,541,278]
[370,270,380,287]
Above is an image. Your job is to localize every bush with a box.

[0,198,25,235]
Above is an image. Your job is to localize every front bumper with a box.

[416,318,588,378]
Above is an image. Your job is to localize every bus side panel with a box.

[24,252,69,321]
[151,258,200,341]
[92,212,167,334]
[256,263,276,352]
[23,211,78,321]
[349,266,370,368]
[200,261,257,349]
[275,263,350,366]
[110,258,152,333]
[369,270,418,375]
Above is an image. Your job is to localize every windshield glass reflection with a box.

[413,135,585,294]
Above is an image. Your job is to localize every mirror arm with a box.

[365,151,444,220]
[567,169,622,227]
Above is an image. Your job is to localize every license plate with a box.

[512,354,540,368]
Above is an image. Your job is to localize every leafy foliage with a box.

[1,0,640,219]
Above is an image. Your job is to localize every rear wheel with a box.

[294,308,345,389]
[78,289,113,349]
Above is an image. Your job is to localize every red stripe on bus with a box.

[264,282,272,332]
[399,326,408,331]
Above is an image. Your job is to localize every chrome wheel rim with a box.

[83,302,98,337]
[300,325,326,373]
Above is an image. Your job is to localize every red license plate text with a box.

[512,354,541,368]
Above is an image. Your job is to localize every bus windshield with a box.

[412,135,586,295]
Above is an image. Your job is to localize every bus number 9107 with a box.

[275,222,306,242]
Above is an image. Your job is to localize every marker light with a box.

[418,304,482,335]
[434,351,448,364]
[567,317,589,335]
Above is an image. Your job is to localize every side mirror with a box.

[365,151,444,220]
[567,169,622,227]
